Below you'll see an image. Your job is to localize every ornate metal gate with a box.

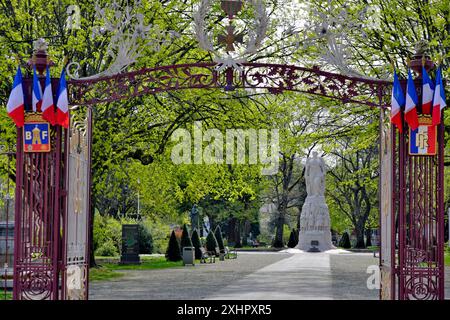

[379,58,446,300]
[8,2,445,300]
[12,55,92,299]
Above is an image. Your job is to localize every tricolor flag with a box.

[41,67,56,126]
[405,69,419,131]
[391,69,405,133]
[432,67,447,126]
[32,66,43,112]
[410,118,436,156]
[422,66,434,115]
[56,68,69,128]
[6,67,25,127]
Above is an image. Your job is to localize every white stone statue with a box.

[305,151,326,196]
[296,151,335,252]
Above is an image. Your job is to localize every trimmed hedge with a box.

[191,229,203,259]
[166,230,182,261]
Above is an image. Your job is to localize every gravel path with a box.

[89,252,450,300]
[89,252,291,300]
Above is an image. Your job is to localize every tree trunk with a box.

[234,220,242,248]
[365,228,372,247]
[228,217,236,244]
[89,204,97,268]
[355,225,366,248]
[273,212,285,248]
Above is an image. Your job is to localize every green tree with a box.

[166,230,182,262]
[287,229,298,248]
[180,224,193,252]
[191,229,203,260]
[205,231,219,256]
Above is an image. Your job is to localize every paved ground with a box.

[90,251,389,300]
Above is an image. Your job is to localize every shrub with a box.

[137,223,153,254]
[206,230,219,255]
[95,239,119,257]
[191,229,203,259]
[180,224,193,251]
[166,230,182,261]
[272,227,284,248]
[142,219,170,254]
[93,214,122,254]
[339,232,351,249]
[214,226,225,253]
[287,229,298,248]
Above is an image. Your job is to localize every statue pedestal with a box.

[296,195,335,252]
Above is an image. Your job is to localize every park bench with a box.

[225,246,237,259]
[200,247,215,263]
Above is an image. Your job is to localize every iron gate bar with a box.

[68,63,392,108]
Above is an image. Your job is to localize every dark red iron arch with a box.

[68,62,392,108]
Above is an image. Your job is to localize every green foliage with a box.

[137,224,153,254]
[214,226,225,253]
[166,230,182,262]
[339,232,351,249]
[180,223,193,251]
[205,230,219,255]
[191,229,203,259]
[287,229,298,248]
[93,213,122,255]
[95,239,119,257]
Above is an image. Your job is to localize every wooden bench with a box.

[200,247,215,263]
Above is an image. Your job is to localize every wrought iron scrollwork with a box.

[68,63,391,107]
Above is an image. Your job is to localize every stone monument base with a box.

[296,231,335,252]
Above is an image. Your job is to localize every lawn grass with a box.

[90,256,184,281]
[89,267,124,282]
[445,251,450,267]
[0,292,12,300]
[104,256,183,271]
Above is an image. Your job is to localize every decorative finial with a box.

[414,40,429,57]
[33,38,48,53]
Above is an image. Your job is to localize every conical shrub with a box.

[287,229,298,248]
[339,232,351,249]
[191,229,203,259]
[180,224,193,252]
[206,230,219,256]
[214,225,225,253]
[166,230,182,261]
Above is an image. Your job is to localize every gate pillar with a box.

[12,47,92,300]
[386,55,446,300]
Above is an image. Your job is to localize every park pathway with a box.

[90,251,388,300]
[207,251,334,300]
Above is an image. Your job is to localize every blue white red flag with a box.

[432,67,447,126]
[56,68,69,128]
[32,66,43,112]
[41,67,56,125]
[391,70,405,133]
[6,67,25,127]
[409,118,436,155]
[405,69,419,131]
[422,66,434,115]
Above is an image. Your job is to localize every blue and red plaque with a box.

[409,116,437,156]
[23,115,51,153]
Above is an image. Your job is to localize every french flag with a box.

[6,67,25,127]
[391,69,405,133]
[410,124,436,155]
[405,69,419,131]
[32,65,43,112]
[41,67,56,125]
[432,67,447,126]
[422,66,434,115]
[56,68,69,128]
